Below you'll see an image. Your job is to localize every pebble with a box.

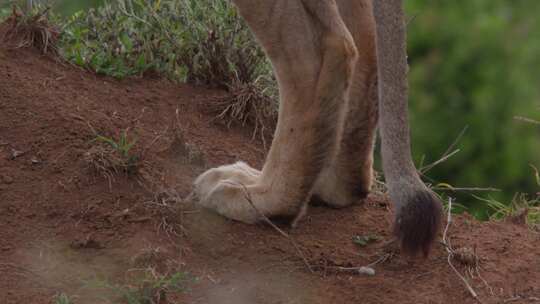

[357,266,376,276]
[2,175,13,184]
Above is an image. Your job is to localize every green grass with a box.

[87,270,192,304]
[56,0,272,86]
[53,293,73,304]
[475,193,540,229]
[96,130,138,162]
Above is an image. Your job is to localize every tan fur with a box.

[192,0,442,255]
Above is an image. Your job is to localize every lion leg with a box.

[313,0,379,208]
[193,0,358,224]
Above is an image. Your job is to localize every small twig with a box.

[239,184,314,274]
[442,198,454,245]
[442,198,481,302]
[431,186,501,192]
[514,116,540,125]
[327,252,392,275]
[420,149,460,174]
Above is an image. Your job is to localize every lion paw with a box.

[193,161,261,223]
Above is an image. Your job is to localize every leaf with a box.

[120,33,133,52]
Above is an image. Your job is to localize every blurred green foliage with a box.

[57,0,268,85]
[405,0,540,217]
[1,0,538,218]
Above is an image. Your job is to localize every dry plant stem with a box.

[443,198,480,302]
[514,116,540,125]
[420,149,460,174]
[238,183,314,274]
[420,125,468,174]
[431,186,501,192]
[330,252,392,273]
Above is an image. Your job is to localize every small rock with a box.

[10,149,25,160]
[2,175,13,184]
[31,157,41,165]
[1,246,13,252]
[357,266,376,276]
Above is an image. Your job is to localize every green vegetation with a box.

[1,0,538,219]
[53,293,73,304]
[352,234,380,248]
[87,270,191,304]
[58,0,270,87]
[480,193,540,229]
[85,130,140,177]
[405,0,540,217]
[96,130,138,163]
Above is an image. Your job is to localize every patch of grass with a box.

[96,130,138,162]
[85,129,140,182]
[88,269,192,304]
[476,193,540,229]
[53,293,73,304]
[352,234,380,248]
[58,0,271,85]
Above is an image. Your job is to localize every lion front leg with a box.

[192,0,357,224]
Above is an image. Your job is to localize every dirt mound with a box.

[0,44,538,304]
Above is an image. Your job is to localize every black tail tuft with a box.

[393,190,442,257]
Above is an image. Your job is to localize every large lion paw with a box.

[193,161,262,223]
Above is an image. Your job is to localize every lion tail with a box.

[373,0,442,257]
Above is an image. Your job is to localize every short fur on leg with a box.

[193,0,358,224]
[192,0,443,258]
[312,0,379,208]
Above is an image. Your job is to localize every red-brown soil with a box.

[0,44,539,304]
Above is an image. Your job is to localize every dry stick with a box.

[238,184,315,274]
[329,252,392,275]
[420,125,468,174]
[239,183,387,276]
[443,198,480,302]
[432,186,501,192]
[514,116,540,125]
[420,149,460,174]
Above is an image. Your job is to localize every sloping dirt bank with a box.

[0,44,539,304]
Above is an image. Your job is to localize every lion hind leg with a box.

[312,0,379,208]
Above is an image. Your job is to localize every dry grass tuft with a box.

[143,188,190,239]
[1,5,59,54]
[204,80,277,148]
[84,135,141,188]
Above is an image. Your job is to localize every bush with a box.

[58,0,273,87]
